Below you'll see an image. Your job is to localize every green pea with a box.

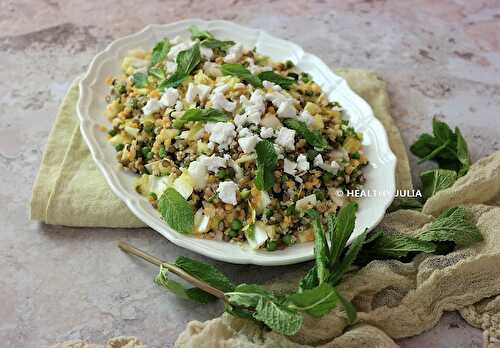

[314,189,326,201]
[143,121,155,133]
[282,235,295,246]
[285,204,296,216]
[146,152,154,160]
[263,208,273,219]
[266,240,277,251]
[149,192,158,200]
[321,172,334,184]
[115,143,125,152]
[240,189,250,199]
[225,228,238,238]
[285,60,294,69]
[351,151,361,159]
[141,146,151,157]
[108,128,118,136]
[216,169,229,179]
[300,72,311,83]
[231,219,243,231]
[159,147,167,158]
[114,82,127,95]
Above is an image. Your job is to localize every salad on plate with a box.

[104,26,368,250]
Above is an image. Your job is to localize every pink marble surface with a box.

[0,0,499,347]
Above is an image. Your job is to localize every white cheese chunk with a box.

[204,122,236,149]
[188,160,209,190]
[238,135,261,154]
[296,154,310,171]
[159,87,179,107]
[200,46,213,60]
[296,194,318,212]
[203,61,222,77]
[217,181,238,205]
[210,86,236,112]
[223,42,243,63]
[202,154,228,172]
[186,83,212,103]
[275,127,296,151]
[314,154,340,174]
[142,98,162,115]
[165,61,177,74]
[260,127,275,139]
[277,99,297,119]
[246,222,269,249]
[194,209,210,233]
[298,110,315,126]
[284,158,297,175]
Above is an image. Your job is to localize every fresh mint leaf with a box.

[329,229,368,285]
[255,140,278,191]
[159,44,201,90]
[455,127,470,177]
[148,67,165,80]
[253,297,304,336]
[154,266,217,304]
[221,63,262,87]
[158,188,194,234]
[358,231,436,261]
[258,71,295,89]
[329,203,358,263]
[298,265,319,292]
[226,283,274,308]
[151,40,171,66]
[387,197,423,213]
[416,139,451,164]
[416,207,482,247]
[173,108,228,128]
[201,39,235,52]
[420,169,457,199]
[283,119,328,151]
[132,72,148,88]
[175,256,235,292]
[335,289,357,324]
[306,209,330,284]
[224,302,254,320]
[287,283,339,318]
[188,25,214,41]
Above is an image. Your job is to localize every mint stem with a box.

[118,241,227,301]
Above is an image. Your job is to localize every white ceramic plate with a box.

[77,19,396,265]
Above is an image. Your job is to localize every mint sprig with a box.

[221,63,262,87]
[151,39,171,66]
[258,71,295,90]
[173,108,228,129]
[159,44,201,91]
[283,118,328,151]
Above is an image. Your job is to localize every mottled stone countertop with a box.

[1,1,499,347]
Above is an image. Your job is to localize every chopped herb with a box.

[254,140,278,191]
[258,71,295,89]
[150,39,171,66]
[173,108,228,128]
[283,119,328,151]
[132,72,148,88]
[158,44,201,90]
[221,63,262,87]
[188,25,214,41]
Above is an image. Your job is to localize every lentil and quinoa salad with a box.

[104,26,368,251]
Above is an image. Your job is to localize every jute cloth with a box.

[37,70,500,348]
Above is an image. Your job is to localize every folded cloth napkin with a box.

[39,70,500,347]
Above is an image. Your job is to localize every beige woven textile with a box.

[36,70,500,348]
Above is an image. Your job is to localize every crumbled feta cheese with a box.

[296,154,310,171]
[175,100,184,112]
[159,87,179,107]
[277,99,297,118]
[313,154,340,174]
[194,209,210,233]
[263,80,282,91]
[186,83,212,103]
[142,99,162,115]
[200,46,213,60]
[205,122,236,149]
[238,135,261,154]
[165,61,177,74]
[203,62,222,77]
[298,110,315,126]
[223,42,243,63]
[313,154,324,167]
[217,181,238,205]
[238,127,253,138]
[275,127,296,151]
[236,90,266,128]
[260,191,271,210]
[260,127,275,139]
[188,160,209,190]
[168,41,194,61]
[284,158,297,175]
[202,154,228,172]
[246,57,273,75]
[210,85,236,112]
[296,194,317,212]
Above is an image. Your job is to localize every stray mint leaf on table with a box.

[253,297,304,336]
[358,232,437,261]
[175,256,235,292]
[420,168,457,199]
[226,283,274,308]
[158,187,194,234]
[287,283,339,318]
